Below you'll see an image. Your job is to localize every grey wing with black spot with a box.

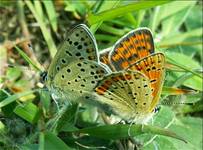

[47,24,99,81]
[52,59,108,102]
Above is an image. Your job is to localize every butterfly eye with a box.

[40,71,48,83]
[154,106,161,113]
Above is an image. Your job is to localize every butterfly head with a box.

[40,71,48,83]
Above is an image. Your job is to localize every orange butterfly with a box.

[94,28,165,123]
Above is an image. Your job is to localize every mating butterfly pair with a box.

[45,24,165,123]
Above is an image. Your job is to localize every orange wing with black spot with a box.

[109,28,154,71]
[94,70,153,121]
[127,53,165,112]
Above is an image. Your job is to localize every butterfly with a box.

[44,24,109,103]
[95,28,165,123]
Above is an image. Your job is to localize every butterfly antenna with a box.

[160,102,195,106]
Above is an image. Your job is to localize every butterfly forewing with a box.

[109,28,154,71]
[95,70,153,121]
[127,53,165,112]
[47,24,99,81]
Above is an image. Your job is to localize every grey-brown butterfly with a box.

[44,24,110,104]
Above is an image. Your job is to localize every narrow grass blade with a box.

[25,1,57,58]
[43,1,57,33]
[15,46,43,72]
[166,56,202,79]
[70,124,186,143]
[0,90,37,108]
[159,28,202,46]
[162,86,196,95]
[87,0,172,25]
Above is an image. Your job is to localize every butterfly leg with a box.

[127,122,134,137]
[51,93,60,111]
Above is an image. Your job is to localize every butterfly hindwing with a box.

[127,53,165,112]
[109,28,154,71]
[51,60,108,101]
[47,24,99,81]
[94,70,153,121]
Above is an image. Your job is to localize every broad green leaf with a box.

[185,5,203,30]
[143,137,177,150]
[168,117,203,150]
[14,102,40,124]
[138,107,180,148]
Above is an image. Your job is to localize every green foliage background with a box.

[0,1,202,150]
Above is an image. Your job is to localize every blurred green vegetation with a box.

[0,1,202,150]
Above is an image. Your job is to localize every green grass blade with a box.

[14,102,40,124]
[0,90,37,108]
[166,56,202,79]
[25,1,57,58]
[15,46,43,72]
[43,1,57,33]
[90,1,120,34]
[161,2,196,37]
[158,28,202,46]
[71,124,186,143]
[87,0,173,25]
[43,132,73,150]
[162,86,196,95]
[158,1,197,21]
[149,6,161,33]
